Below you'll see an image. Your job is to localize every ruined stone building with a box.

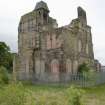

[14,1,95,82]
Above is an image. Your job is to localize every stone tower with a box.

[13,1,95,82]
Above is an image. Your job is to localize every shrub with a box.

[34,92,67,105]
[0,83,25,105]
[78,63,90,74]
[0,83,85,105]
[66,86,84,105]
[0,66,9,84]
[0,83,35,105]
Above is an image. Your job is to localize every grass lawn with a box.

[1,83,105,105]
[24,83,105,105]
[82,84,105,105]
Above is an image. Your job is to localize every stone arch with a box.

[51,59,59,74]
[73,60,78,74]
[66,59,72,73]
[51,59,59,82]
[78,40,82,52]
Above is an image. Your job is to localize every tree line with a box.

[0,42,13,73]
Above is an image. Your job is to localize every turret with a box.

[34,1,49,25]
[77,7,87,25]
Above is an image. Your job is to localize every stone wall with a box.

[13,1,95,82]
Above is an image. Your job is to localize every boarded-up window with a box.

[51,59,59,73]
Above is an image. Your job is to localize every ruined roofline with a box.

[57,6,88,28]
[19,2,88,29]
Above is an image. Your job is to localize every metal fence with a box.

[17,71,105,87]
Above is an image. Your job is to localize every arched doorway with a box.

[51,59,59,82]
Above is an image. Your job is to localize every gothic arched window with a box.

[51,59,59,74]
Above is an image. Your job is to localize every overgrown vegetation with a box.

[0,42,13,73]
[0,83,84,105]
[0,41,104,105]
[0,66,9,84]
[0,82,105,105]
[0,83,35,105]
[66,86,84,105]
[78,63,90,74]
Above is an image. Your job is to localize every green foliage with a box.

[78,63,90,74]
[83,71,97,85]
[28,85,84,105]
[1,83,105,105]
[0,82,85,105]
[0,66,9,84]
[0,83,25,105]
[34,91,68,105]
[0,83,35,105]
[0,42,13,72]
[66,86,84,105]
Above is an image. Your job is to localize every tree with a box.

[78,63,90,74]
[0,42,13,72]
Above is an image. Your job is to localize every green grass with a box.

[23,83,105,105]
[1,83,105,105]
[82,84,105,105]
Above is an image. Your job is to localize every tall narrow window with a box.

[43,13,48,23]
[51,59,59,82]
[51,59,59,74]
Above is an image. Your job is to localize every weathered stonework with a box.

[13,1,95,82]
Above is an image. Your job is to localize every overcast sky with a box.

[0,0,105,65]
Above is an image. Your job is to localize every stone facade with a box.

[13,1,95,81]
